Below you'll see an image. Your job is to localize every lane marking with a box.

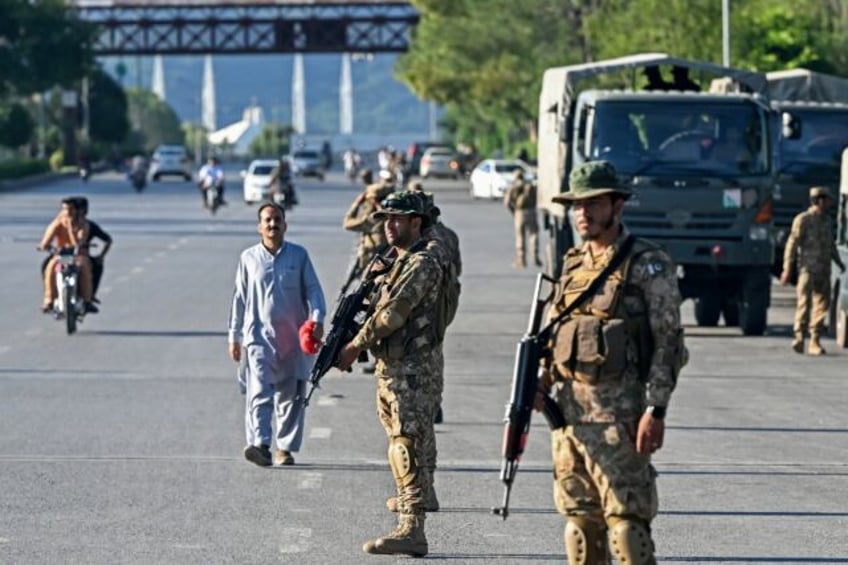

[317,397,338,407]
[24,328,41,337]
[99,286,112,295]
[179,237,189,245]
[278,528,311,554]
[115,275,129,284]
[144,257,154,264]
[309,427,332,439]
[155,251,167,258]
[168,244,180,251]
[0,346,10,356]
[298,472,323,490]
[131,267,144,274]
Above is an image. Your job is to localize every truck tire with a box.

[827,282,840,339]
[722,297,740,327]
[739,289,768,336]
[694,295,721,327]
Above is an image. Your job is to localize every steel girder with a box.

[72,1,419,55]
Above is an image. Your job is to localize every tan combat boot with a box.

[386,487,439,512]
[363,514,428,556]
[791,333,804,354]
[808,335,826,356]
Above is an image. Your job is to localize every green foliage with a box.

[0,0,96,96]
[126,89,184,152]
[48,149,64,172]
[182,122,209,161]
[0,158,50,180]
[0,102,34,148]
[249,123,294,159]
[88,68,130,145]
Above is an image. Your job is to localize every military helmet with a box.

[809,186,833,200]
[551,160,633,203]
[421,191,441,219]
[373,190,427,220]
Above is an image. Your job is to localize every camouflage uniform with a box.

[343,181,393,269]
[545,161,686,564]
[352,192,442,557]
[783,188,845,354]
[504,172,541,268]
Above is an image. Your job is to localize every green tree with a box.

[249,123,294,158]
[0,0,96,96]
[126,89,184,151]
[0,102,34,149]
[88,68,130,145]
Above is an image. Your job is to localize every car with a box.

[290,148,325,180]
[240,159,279,204]
[469,159,532,200]
[406,141,444,176]
[149,144,192,181]
[419,146,459,179]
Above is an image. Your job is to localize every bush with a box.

[48,149,64,172]
[0,158,50,180]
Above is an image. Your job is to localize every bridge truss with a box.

[72,1,419,55]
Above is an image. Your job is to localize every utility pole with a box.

[722,0,730,67]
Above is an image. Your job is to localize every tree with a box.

[88,68,130,145]
[126,89,184,151]
[249,123,294,158]
[0,102,34,149]
[0,0,96,96]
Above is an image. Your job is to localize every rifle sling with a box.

[537,234,636,342]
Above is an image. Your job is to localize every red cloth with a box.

[299,320,321,354]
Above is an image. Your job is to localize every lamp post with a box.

[722,0,730,67]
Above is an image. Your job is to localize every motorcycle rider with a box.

[129,154,147,189]
[197,156,226,207]
[37,197,97,314]
[269,156,298,207]
[73,197,112,304]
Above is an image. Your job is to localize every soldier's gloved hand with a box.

[336,342,361,372]
[533,368,553,412]
[636,412,665,455]
[299,321,321,354]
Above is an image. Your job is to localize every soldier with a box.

[780,186,846,355]
[504,168,542,268]
[342,171,394,273]
[539,161,687,564]
[337,191,442,557]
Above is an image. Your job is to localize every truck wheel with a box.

[739,289,768,336]
[837,307,847,349]
[694,295,721,327]
[722,297,739,327]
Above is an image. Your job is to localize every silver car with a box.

[149,144,192,181]
[419,146,459,179]
[290,148,325,180]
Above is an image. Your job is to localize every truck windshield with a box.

[779,109,848,174]
[589,100,769,177]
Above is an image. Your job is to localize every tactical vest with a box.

[550,241,656,385]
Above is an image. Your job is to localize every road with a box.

[0,170,846,564]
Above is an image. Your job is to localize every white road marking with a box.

[278,528,311,554]
[298,472,323,490]
[0,536,10,544]
[115,275,129,284]
[179,237,189,245]
[0,346,10,356]
[155,251,167,258]
[317,396,338,407]
[24,328,41,337]
[99,286,112,295]
[131,267,144,274]
[309,427,332,439]
[144,257,154,264]
[168,244,180,250]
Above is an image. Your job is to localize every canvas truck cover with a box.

[767,69,848,104]
[537,53,769,213]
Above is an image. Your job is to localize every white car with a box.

[241,159,279,204]
[149,144,192,181]
[469,159,531,199]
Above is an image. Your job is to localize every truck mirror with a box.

[781,112,801,140]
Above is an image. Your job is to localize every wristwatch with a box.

[645,405,666,419]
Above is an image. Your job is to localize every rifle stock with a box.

[493,273,564,521]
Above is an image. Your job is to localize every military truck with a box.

[831,148,848,348]
[537,53,775,335]
[766,69,848,277]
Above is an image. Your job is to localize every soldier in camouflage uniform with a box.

[780,186,846,355]
[342,170,395,271]
[337,191,442,557]
[539,161,686,564]
[504,168,542,268]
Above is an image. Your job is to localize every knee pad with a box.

[608,517,655,565]
[388,436,418,488]
[564,517,608,565]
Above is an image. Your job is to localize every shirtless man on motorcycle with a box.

[197,156,226,208]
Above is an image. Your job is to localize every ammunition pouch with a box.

[552,316,628,384]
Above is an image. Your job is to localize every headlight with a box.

[749,225,769,241]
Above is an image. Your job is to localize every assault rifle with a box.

[304,255,388,407]
[337,253,364,301]
[492,273,565,520]
[493,235,635,520]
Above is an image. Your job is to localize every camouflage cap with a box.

[551,160,633,203]
[372,190,427,220]
[810,186,833,199]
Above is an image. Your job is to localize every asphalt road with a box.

[0,170,846,564]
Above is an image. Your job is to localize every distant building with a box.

[207,104,264,156]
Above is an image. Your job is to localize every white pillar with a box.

[292,54,306,135]
[152,55,166,101]
[428,101,438,141]
[340,53,353,135]
[202,55,217,132]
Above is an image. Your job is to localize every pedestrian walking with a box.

[228,203,326,467]
[504,168,542,268]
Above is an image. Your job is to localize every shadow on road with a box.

[89,330,226,338]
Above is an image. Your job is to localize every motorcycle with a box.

[273,177,298,210]
[79,167,90,183]
[129,168,146,192]
[45,248,86,335]
[200,177,224,214]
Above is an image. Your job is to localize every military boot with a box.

[386,486,439,513]
[363,514,428,556]
[791,333,804,354]
[808,335,826,356]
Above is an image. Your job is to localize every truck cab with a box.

[538,54,776,335]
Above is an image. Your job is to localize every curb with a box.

[0,171,79,192]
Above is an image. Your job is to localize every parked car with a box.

[290,148,325,180]
[420,146,459,179]
[241,159,279,204]
[469,159,531,199]
[149,144,192,181]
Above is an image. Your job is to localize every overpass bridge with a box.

[72,0,419,55]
